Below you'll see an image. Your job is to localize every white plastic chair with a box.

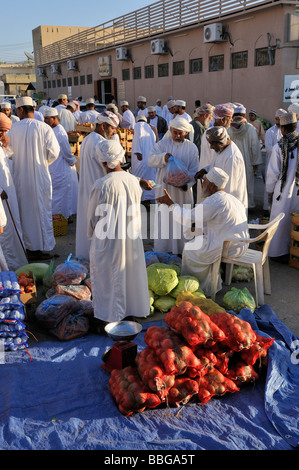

[210,212,285,306]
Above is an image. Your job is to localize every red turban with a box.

[0,113,12,131]
[213,104,234,120]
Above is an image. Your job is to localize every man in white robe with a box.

[228,105,262,209]
[43,107,77,220]
[175,100,192,122]
[75,111,121,260]
[8,97,60,260]
[131,115,157,203]
[195,126,248,210]
[266,112,299,259]
[0,113,27,270]
[156,167,249,297]
[33,101,44,122]
[87,139,150,327]
[120,101,135,130]
[162,96,175,125]
[57,103,77,132]
[55,94,68,110]
[148,117,199,255]
[263,108,287,211]
[79,98,100,124]
[1,102,19,125]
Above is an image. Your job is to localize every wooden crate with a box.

[53,214,68,237]
[289,212,299,269]
[76,124,94,133]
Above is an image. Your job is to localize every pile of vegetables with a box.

[17,271,35,294]
[109,300,275,416]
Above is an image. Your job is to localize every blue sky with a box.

[1,0,158,62]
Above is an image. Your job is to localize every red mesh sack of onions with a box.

[240,334,275,366]
[165,302,227,348]
[109,366,162,416]
[168,377,199,407]
[196,367,240,404]
[210,312,257,352]
[209,343,234,375]
[193,348,218,376]
[226,361,259,384]
[135,346,176,400]
[144,326,203,378]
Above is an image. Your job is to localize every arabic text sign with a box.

[284,75,299,103]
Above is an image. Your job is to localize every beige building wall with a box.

[35,2,299,122]
[0,63,36,96]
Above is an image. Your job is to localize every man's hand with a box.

[0,135,9,148]
[139,179,153,191]
[156,189,174,206]
[164,153,172,163]
[194,168,207,181]
[135,152,142,161]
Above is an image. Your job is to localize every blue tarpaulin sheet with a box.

[0,304,298,450]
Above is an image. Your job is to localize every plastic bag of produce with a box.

[232,266,254,282]
[165,301,227,348]
[0,271,20,297]
[196,367,239,404]
[56,284,91,300]
[35,294,79,329]
[147,263,179,296]
[153,295,176,313]
[52,254,88,286]
[163,156,191,187]
[50,312,90,341]
[169,275,200,298]
[210,312,257,352]
[168,377,199,407]
[109,366,162,416]
[223,287,256,313]
[145,251,160,267]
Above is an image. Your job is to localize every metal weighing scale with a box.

[101,321,143,372]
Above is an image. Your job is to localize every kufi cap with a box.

[136,114,147,122]
[234,105,246,114]
[86,98,95,105]
[288,103,299,115]
[195,103,214,115]
[169,116,193,133]
[206,167,229,189]
[167,100,176,109]
[147,106,156,112]
[95,110,119,128]
[1,102,11,109]
[43,107,58,117]
[280,112,297,126]
[58,94,67,100]
[120,100,129,107]
[96,139,125,169]
[106,103,118,113]
[137,96,147,102]
[32,101,37,107]
[0,113,12,131]
[249,109,257,115]
[275,108,287,117]
[206,126,229,144]
[67,102,76,111]
[16,97,33,108]
[213,104,234,120]
[175,100,186,107]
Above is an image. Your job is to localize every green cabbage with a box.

[147,263,179,296]
[232,265,253,282]
[223,287,256,313]
[169,275,200,298]
[154,295,176,313]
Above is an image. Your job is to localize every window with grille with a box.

[133,67,141,80]
[145,65,154,79]
[158,63,169,77]
[190,58,203,74]
[231,51,248,69]
[173,60,185,76]
[87,74,93,84]
[255,47,275,66]
[80,75,85,85]
[209,55,224,72]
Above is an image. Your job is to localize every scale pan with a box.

[105,321,142,341]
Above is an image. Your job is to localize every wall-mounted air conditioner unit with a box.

[51,64,61,74]
[151,39,166,55]
[204,23,224,43]
[67,60,78,71]
[116,47,128,61]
